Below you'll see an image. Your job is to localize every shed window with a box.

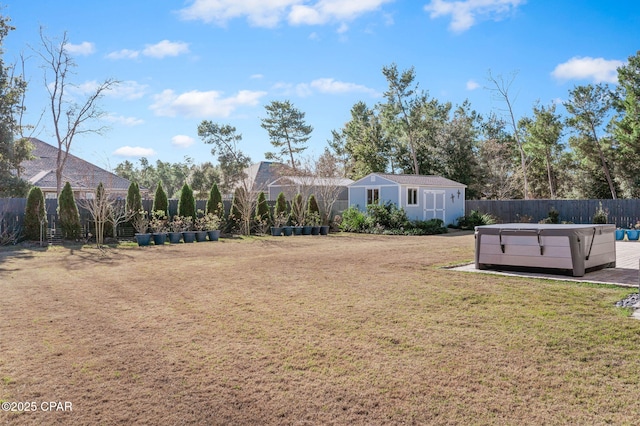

[407,188,418,205]
[367,188,379,205]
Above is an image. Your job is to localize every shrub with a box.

[366,202,409,230]
[206,183,223,217]
[307,195,321,226]
[24,186,47,241]
[339,206,367,232]
[593,202,608,224]
[152,181,168,217]
[126,182,142,216]
[291,193,305,226]
[178,183,196,220]
[407,219,448,235]
[274,192,289,227]
[58,181,81,239]
[539,207,560,224]
[255,191,270,233]
[229,187,244,233]
[457,210,496,230]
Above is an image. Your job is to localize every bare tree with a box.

[486,71,530,199]
[78,183,111,247]
[36,29,119,196]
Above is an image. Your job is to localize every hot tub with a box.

[474,224,616,277]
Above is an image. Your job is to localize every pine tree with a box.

[152,181,168,217]
[307,194,320,226]
[126,182,142,215]
[255,191,270,226]
[275,192,288,225]
[206,183,223,217]
[24,186,47,241]
[57,181,81,239]
[178,183,196,219]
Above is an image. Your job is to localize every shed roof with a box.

[351,173,466,188]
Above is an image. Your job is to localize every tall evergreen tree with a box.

[24,186,47,241]
[261,100,312,172]
[564,84,617,199]
[206,183,223,217]
[57,181,81,239]
[255,191,270,226]
[178,183,196,219]
[152,180,168,217]
[612,50,640,198]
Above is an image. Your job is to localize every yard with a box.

[1,232,639,425]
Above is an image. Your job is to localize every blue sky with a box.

[3,0,640,170]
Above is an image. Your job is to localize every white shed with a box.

[347,173,466,225]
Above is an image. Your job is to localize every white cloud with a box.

[172,135,196,148]
[150,89,267,118]
[424,0,525,33]
[106,49,140,60]
[309,78,378,95]
[289,0,392,25]
[466,79,480,90]
[551,56,623,84]
[250,73,264,79]
[142,40,190,58]
[113,146,157,157]
[65,41,95,56]
[103,114,145,126]
[178,0,392,28]
[107,81,148,100]
[273,78,379,97]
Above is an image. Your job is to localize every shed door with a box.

[423,190,445,221]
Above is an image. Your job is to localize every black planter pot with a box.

[282,226,293,236]
[311,226,320,235]
[152,233,167,245]
[168,232,182,244]
[319,225,329,235]
[293,226,303,236]
[195,231,208,242]
[182,231,196,243]
[302,226,312,235]
[271,227,283,236]
[207,230,221,241]
[135,233,152,246]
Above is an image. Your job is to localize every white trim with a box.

[423,190,446,221]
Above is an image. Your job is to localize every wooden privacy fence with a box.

[466,199,640,227]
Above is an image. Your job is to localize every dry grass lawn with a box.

[1,232,640,425]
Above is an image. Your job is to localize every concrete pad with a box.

[451,240,640,288]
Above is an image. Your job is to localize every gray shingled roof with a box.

[374,173,466,187]
[22,138,133,192]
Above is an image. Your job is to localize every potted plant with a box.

[204,213,222,241]
[181,216,196,243]
[149,210,168,245]
[307,195,321,235]
[307,211,321,235]
[194,210,209,242]
[271,211,287,236]
[627,222,640,241]
[132,210,151,246]
[168,216,187,243]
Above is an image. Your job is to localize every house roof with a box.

[351,173,467,188]
[242,161,291,191]
[21,138,133,192]
[269,175,354,187]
